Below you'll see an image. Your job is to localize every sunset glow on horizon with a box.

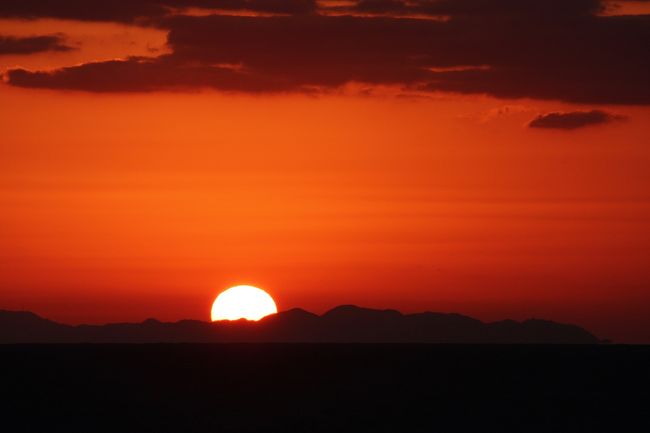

[1,0,649,343]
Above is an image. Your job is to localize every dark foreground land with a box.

[1,344,649,433]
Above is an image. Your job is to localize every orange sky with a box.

[1,7,650,342]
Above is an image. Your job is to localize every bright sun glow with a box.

[211,285,278,321]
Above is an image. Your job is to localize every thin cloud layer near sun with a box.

[1,0,649,104]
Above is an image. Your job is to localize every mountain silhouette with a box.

[0,305,601,344]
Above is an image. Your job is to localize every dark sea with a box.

[1,344,648,432]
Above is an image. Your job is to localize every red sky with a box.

[1,0,650,342]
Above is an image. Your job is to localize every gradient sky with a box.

[1,0,650,342]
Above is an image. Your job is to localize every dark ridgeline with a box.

[0,305,600,343]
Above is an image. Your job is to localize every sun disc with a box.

[211,285,277,321]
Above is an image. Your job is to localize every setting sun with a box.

[211,285,278,321]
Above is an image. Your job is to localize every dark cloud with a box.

[343,0,603,17]
[210,0,317,15]
[0,2,166,23]
[2,1,649,104]
[528,110,623,130]
[0,0,612,22]
[6,56,300,92]
[0,0,619,22]
[5,15,441,92]
[165,15,439,86]
[0,1,316,23]
[0,35,72,55]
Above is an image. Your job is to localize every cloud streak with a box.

[0,35,72,55]
[528,110,624,130]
